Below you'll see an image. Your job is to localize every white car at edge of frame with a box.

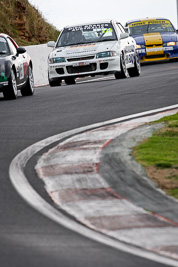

[47,20,141,86]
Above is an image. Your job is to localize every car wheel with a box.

[3,69,18,100]
[115,52,128,79]
[65,77,76,85]
[128,52,141,77]
[21,65,34,96]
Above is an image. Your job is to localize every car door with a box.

[6,37,26,86]
[116,23,135,67]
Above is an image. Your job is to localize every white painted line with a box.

[9,105,178,267]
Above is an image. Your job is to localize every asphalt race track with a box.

[0,61,178,267]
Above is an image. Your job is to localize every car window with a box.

[0,37,10,56]
[57,23,117,47]
[116,23,124,36]
[117,23,125,33]
[7,37,17,55]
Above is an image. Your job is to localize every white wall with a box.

[25,44,53,87]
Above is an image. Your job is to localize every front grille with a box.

[100,62,108,70]
[56,68,64,74]
[145,54,168,59]
[67,63,97,74]
[146,44,163,48]
[67,56,95,62]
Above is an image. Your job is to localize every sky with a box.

[28,0,178,31]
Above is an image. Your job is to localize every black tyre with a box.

[49,79,61,87]
[3,69,18,100]
[115,52,128,79]
[65,77,76,85]
[21,65,34,96]
[128,52,141,77]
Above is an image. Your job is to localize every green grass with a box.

[133,113,178,198]
[134,113,178,167]
[133,135,178,167]
[155,113,178,123]
[166,189,178,198]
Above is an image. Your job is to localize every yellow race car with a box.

[125,18,178,62]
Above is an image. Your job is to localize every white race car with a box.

[47,20,141,86]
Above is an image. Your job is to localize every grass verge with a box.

[133,113,178,199]
[0,0,59,46]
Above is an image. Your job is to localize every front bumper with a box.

[138,45,178,62]
[0,81,8,90]
[48,56,120,80]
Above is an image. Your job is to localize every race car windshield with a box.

[0,37,9,56]
[128,20,175,35]
[56,23,117,47]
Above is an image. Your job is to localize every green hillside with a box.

[0,0,60,45]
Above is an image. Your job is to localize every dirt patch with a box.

[145,166,178,190]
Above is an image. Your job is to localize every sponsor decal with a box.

[125,53,135,64]
[0,71,7,82]
[129,20,171,27]
[67,50,96,55]
[98,59,114,63]
[138,49,146,54]
[146,47,164,52]
[53,65,65,68]
[73,61,90,67]
[146,47,174,52]
[70,43,96,49]
[67,24,109,32]
[102,28,113,33]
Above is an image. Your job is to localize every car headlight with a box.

[136,44,145,49]
[49,57,66,63]
[163,42,177,46]
[96,51,117,58]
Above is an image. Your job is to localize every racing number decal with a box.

[129,54,134,64]
[126,53,134,64]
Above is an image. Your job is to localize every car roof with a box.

[126,17,171,25]
[64,20,119,28]
[0,33,9,38]
[0,33,18,48]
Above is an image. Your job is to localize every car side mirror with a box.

[120,32,129,39]
[176,29,178,34]
[16,47,26,55]
[124,27,129,33]
[47,41,56,47]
